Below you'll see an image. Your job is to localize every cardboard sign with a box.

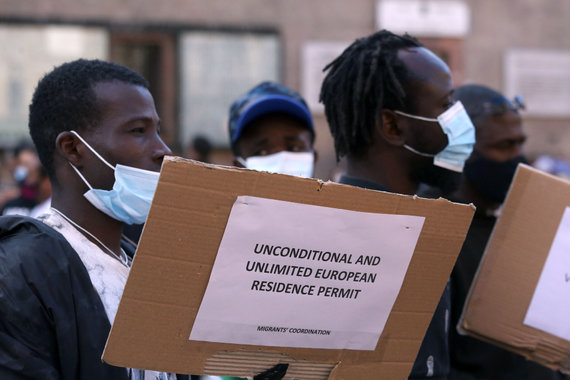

[103,157,474,379]
[459,164,570,372]
[524,206,570,341]
[190,196,424,350]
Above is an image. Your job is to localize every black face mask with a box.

[464,151,527,204]
[411,161,462,196]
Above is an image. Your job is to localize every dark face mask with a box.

[412,161,462,196]
[464,151,527,204]
[20,182,38,201]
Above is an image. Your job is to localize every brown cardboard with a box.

[459,164,570,372]
[103,156,474,379]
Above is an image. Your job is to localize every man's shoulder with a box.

[0,215,77,266]
[337,174,390,192]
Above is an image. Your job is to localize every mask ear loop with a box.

[393,110,439,123]
[393,112,439,157]
[69,162,94,190]
[69,130,115,171]
[402,144,436,157]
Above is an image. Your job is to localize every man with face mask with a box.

[228,81,317,178]
[1,142,51,217]
[0,59,189,380]
[320,30,475,379]
[446,85,564,379]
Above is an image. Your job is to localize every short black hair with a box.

[453,84,521,123]
[28,59,149,178]
[13,139,36,158]
[191,135,212,159]
[320,30,422,160]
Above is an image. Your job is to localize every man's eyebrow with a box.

[123,115,159,125]
[283,135,305,142]
[251,137,269,147]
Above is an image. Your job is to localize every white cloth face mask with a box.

[69,130,160,224]
[237,151,314,178]
[395,101,476,172]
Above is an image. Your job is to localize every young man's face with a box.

[397,47,454,156]
[78,81,171,190]
[472,111,526,162]
[234,113,313,159]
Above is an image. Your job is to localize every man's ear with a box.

[55,131,83,166]
[377,109,406,147]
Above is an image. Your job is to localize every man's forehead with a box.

[476,112,525,141]
[93,80,148,102]
[397,46,451,83]
[241,114,313,139]
[18,150,40,166]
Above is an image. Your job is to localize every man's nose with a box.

[152,136,173,161]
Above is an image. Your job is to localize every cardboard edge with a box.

[106,157,478,378]
[202,349,338,379]
[457,164,570,372]
[456,165,531,336]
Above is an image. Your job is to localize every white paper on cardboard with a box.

[189,195,425,350]
[524,206,570,341]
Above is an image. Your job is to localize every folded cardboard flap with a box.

[103,156,474,379]
[459,164,570,372]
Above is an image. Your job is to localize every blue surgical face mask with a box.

[395,101,476,172]
[69,130,160,225]
[13,165,29,184]
[237,151,314,178]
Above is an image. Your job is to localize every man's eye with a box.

[254,149,269,156]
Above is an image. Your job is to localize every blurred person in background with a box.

[533,154,570,181]
[185,134,213,163]
[212,81,315,380]
[446,84,563,380]
[228,81,316,178]
[320,29,475,379]
[1,141,51,217]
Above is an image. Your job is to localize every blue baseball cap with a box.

[228,81,314,152]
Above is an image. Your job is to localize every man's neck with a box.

[51,187,124,255]
[345,152,419,195]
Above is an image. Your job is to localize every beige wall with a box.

[1,0,569,176]
[0,0,378,178]
[464,0,570,161]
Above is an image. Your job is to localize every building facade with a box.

[0,0,569,179]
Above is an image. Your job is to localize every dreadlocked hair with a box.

[319,30,422,160]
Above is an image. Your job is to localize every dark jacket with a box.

[0,215,129,380]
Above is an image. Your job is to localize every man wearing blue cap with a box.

[228,81,317,178]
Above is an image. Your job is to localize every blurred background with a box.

[0,0,569,182]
